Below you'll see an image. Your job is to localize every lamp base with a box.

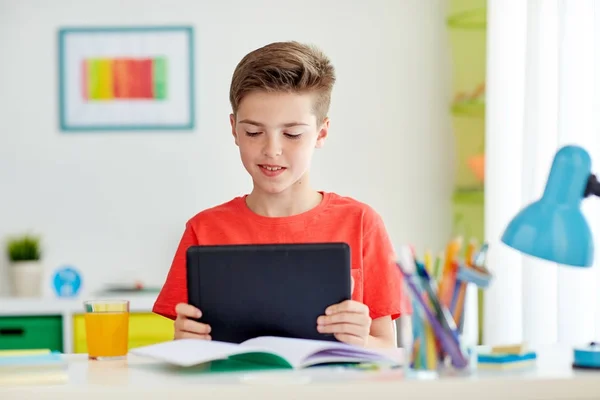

[572,363,600,370]
[572,342,600,369]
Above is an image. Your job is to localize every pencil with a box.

[439,238,462,307]
[452,282,468,326]
[424,321,438,370]
[465,239,476,267]
[433,253,443,283]
[424,250,433,275]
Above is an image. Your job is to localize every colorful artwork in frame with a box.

[58,26,195,132]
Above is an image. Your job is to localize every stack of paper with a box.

[476,344,537,370]
[0,350,68,386]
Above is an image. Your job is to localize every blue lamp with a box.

[501,144,600,369]
[501,145,597,267]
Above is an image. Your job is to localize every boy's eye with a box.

[284,133,302,139]
[245,131,261,137]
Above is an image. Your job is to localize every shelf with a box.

[451,101,485,118]
[453,188,484,204]
[447,8,487,30]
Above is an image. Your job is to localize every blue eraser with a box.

[456,264,492,288]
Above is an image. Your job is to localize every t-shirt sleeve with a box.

[362,209,413,321]
[152,222,198,320]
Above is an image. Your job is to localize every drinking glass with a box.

[83,299,130,360]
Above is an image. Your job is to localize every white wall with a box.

[0,0,454,297]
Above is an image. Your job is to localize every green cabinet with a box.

[0,316,63,352]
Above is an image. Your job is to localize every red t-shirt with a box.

[153,192,412,321]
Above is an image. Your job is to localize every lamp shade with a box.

[501,145,594,267]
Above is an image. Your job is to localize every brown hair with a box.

[229,41,336,123]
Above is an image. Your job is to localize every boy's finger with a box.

[177,331,211,340]
[181,319,211,334]
[317,322,366,337]
[175,303,201,318]
[325,300,368,315]
[351,276,355,294]
[317,312,369,326]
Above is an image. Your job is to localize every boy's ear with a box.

[315,117,329,149]
[230,113,239,146]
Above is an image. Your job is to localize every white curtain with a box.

[485,0,600,347]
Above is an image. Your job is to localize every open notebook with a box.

[131,336,403,369]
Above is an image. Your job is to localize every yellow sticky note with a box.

[0,349,51,357]
[491,344,526,354]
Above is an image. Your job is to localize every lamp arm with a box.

[584,174,600,198]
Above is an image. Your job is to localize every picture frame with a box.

[57,26,195,132]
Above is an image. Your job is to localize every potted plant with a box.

[6,234,43,297]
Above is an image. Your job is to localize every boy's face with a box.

[230,91,329,195]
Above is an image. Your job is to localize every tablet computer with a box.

[186,242,351,344]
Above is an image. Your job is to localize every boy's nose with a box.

[262,137,282,158]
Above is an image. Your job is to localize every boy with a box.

[153,41,411,349]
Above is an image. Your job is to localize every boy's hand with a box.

[174,303,212,340]
[316,276,372,347]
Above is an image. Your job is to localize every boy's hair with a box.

[229,41,336,123]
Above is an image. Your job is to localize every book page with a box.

[131,339,260,367]
[241,336,388,368]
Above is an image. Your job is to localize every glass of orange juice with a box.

[83,299,130,360]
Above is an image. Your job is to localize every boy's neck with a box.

[245,184,323,218]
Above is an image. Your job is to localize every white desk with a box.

[2,346,600,399]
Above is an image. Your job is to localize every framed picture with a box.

[58,26,195,132]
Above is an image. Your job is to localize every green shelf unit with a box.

[447,8,487,30]
[452,188,485,345]
[452,188,484,203]
[452,115,485,190]
[448,0,488,346]
[451,101,485,118]
[0,315,63,352]
[452,189,484,244]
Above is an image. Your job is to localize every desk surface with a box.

[2,346,600,400]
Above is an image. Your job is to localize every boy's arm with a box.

[367,315,413,349]
[367,316,398,348]
[153,222,198,320]
[362,208,412,347]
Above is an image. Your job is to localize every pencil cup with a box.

[83,300,130,360]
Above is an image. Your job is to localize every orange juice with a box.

[84,311,129,359]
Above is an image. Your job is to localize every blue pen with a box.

[415,260,461,343]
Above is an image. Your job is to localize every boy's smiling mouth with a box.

[258,164,286,177]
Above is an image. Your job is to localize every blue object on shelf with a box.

[573,342,600,369]
[501,145,594,267]
[52,266,82,297]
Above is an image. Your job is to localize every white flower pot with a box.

[9,261,43,297]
